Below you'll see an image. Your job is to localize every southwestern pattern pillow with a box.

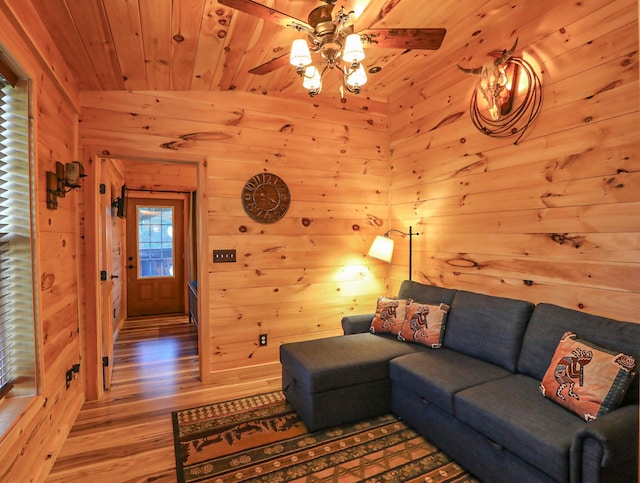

[540,331,637,421]
[370,297,411,336]
[397,302,450,348]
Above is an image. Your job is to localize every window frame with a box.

[0,55,41,442]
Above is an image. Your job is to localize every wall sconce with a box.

[368,226,419,280]
[64,161,85,189]
[46,161,87,210]
[55,162,66,198]
[470,56,542,144]
[46,171,58,209]
[111,184,127,219]
[458,39,542,144]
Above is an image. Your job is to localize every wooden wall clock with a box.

[241,172,290,223]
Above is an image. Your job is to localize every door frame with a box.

[82,154,210,400]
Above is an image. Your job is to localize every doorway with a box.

[126,196,186,317]
[85,156,210,401]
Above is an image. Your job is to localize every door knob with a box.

[128,264,134,269]
[110,274,119,279]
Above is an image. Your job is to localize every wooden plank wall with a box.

[388,0,640,323]
[78,90,390,375]
[0,1,84,481]
[122,158,197,193]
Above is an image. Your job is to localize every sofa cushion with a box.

[396,280,457,305]
[517,303,640,404]
[397,302,450,348]
[444,291,534,372]
[369,297,411,335]
[540,331,637,421]
[455,374,590,482]
[390,349,511,415]
[279,333,418,394]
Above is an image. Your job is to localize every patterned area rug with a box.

[172,391,478,482]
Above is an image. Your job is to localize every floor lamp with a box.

[367,226,419,280]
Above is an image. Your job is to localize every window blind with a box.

[0,76,37,400]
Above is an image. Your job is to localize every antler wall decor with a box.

[458,39,542,144]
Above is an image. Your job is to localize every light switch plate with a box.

[213,249,236,263]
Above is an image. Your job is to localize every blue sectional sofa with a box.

[279,280,639,483]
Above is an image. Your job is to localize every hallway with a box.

[46,316,281,482]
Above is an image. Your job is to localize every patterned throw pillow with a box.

[370,297,411,336]
[539,332,637,421]
[397,302,450,348]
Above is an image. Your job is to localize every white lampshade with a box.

[290,39,312,67]
[302,65,322,92]
[343,33,365,64]
[346,63,368,90]
[367,235,394,262]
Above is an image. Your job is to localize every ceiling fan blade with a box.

[359,28,446,50]
[249,52,291,75]
[218,0,311,30]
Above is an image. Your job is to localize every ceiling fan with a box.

[219,0,446,98]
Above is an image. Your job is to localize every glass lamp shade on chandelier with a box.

[289,32,367,97]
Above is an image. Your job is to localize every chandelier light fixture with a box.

[219,0,446,99]
[289,5,367,97]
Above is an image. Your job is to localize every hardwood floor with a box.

[47,315,282,482]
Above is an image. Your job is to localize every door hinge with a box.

[100,270,107,281]
[99,183,106,194]
[103,356,109,367]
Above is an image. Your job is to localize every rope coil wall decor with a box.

[469,57,543,144]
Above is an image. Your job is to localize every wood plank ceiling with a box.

[29,0,539,103]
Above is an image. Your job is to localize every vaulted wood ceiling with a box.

[29,0,541,103]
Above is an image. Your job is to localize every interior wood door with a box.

[126,197,185,317]
[99,160,115,390]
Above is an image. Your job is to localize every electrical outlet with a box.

[259,334,267,347]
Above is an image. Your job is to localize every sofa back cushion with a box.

[370,297,411,335]
[397,280,457,305]
[444,291,534,372]
[518,303,640,404]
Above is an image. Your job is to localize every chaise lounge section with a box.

[279,280,639,483]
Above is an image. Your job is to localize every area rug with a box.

[172,391,478,482]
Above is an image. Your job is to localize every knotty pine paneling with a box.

[388,0,640,323]
[77,90,390,377]
[122,158,197,193]
[0,3,85,483]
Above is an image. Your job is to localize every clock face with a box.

[241,172,290,224]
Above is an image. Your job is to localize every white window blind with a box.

[0,68,37,400]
